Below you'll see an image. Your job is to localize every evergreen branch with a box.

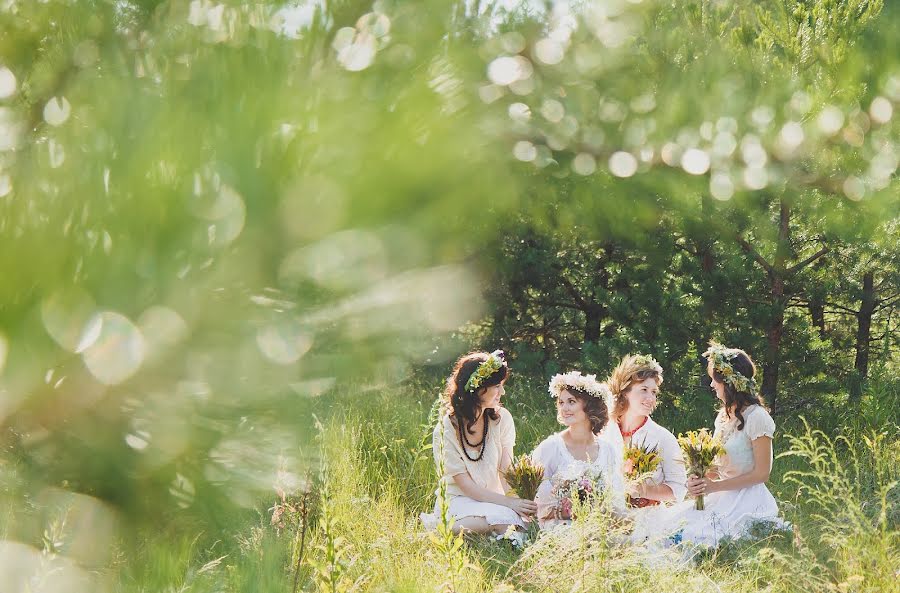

[787,246,831,275]
[736,235,776,277]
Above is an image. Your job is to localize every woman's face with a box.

[557,390,587,427]
[707,363,726,402]
[478,381,505,410]
[623,377,659,417]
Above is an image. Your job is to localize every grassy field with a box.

[2,374,898,593]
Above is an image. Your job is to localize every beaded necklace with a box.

[619,415,649,438]
[458,414,489,462]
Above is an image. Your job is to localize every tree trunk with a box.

[808,296,826,339]
[583,304,603,346]
[849,271,875,404]
[759,201,792,412]
[762,284,786,412]
[696,194,715,388]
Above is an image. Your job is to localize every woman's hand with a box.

[505,497,537,517]
[626,479,645,498]
[553,499,572,520]
[686,474,716,497]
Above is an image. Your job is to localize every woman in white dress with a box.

[650,343,786,547]
[421,350,537,535]
[532,371,626,529]
[603,354,687,509]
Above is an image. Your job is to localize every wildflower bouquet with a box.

[623,441,661,508]
[677,428,724,510]
[550,461,605,519]
[504,454,544,501]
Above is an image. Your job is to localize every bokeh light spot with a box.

[488,56,522,85]
[513,141,537,162]
[0,173,10,197]
[508,102,531,122]
[41,290,99,353]
[572,152,597,175]
[540,99,565,123]
[43,96,71,126]
[710,172,735,200]
[609,151,638,177]
[256,322,313,365]
[534,38,565,65]
[870,97,893,125]
[817,106,845,136]
[81,312,145,385]
[843,176,865,201]
[0,67,16,99]
[681,149,710,175]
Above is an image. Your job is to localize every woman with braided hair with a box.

[420,350,536,536]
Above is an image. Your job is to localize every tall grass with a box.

[297,380,898,593]
[4,376,896,593]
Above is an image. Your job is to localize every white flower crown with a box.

[548,371,611,400]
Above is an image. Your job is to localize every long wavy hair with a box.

[709,349,765,430]
[606,355,663,421]
[443,351,509,435]
[556,388,609,435]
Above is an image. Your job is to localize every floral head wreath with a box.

[631,354,663,376]
[548,371,612,400]
[464,350,507,393]
[702,342,758,396]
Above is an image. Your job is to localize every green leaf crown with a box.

[702,341,758,396]
[464,350,507,393]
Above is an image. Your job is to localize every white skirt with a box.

[632,483,789,547]
[420,495,526,531]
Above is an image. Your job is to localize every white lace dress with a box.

[420,407,526,530]
[531,432,626,528]
[634,405,787,546]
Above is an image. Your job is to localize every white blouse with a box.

[714,404,776,479]
[432,407,516,499]
[601,417,688,503]
[531,432,627,517]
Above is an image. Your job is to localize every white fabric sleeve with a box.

[532,437,559,516]
[434,417,467,478]
[599,441,627,513]
[498,407,516,456]
[745,407,776,441]
[658,430,688,502]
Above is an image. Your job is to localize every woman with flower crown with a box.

[642,342,787,547]
[602,354,687,510]
[421,350,537,536]
[531,371,626,528]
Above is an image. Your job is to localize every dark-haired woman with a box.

[532,372,626,529]
[421,350,536,536]
[650,343,787,547]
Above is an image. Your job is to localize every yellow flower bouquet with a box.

[504,454,544,501]
[677,428,724,510]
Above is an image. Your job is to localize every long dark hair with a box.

[557,388,609,435]
[443,351,509,435]
[711,350,765,430]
